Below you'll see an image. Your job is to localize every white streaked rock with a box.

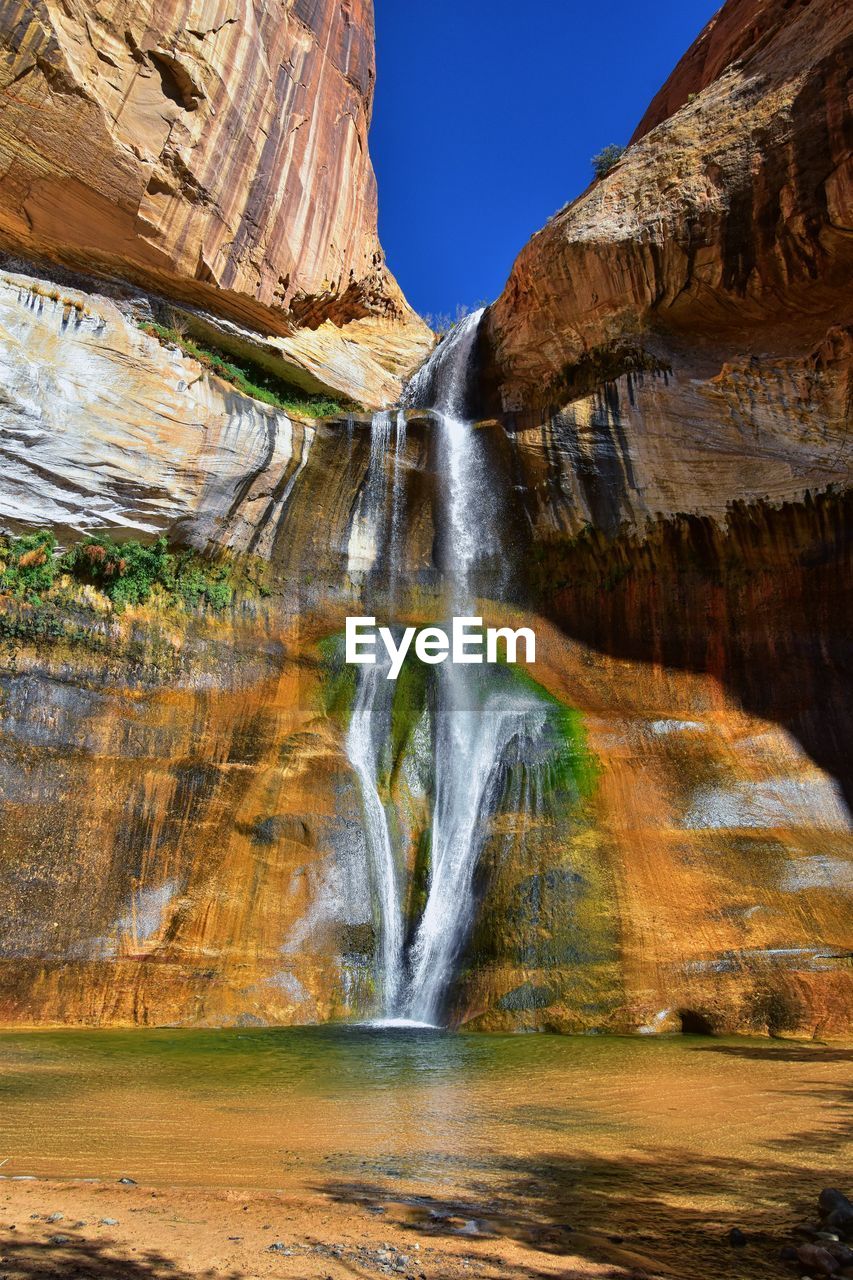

[0,270,311,553]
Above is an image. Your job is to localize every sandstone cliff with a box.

[0,0,850,1037]
[484,0,852,423]
[0,0,432,405]
[466,0,853,1035]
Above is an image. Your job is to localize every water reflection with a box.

[0,1028,849,1191]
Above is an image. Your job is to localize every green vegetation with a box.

[139,321,358,418]
[317,633,358,727]
[499,662,600,804]
[61,535,234,611]
[0,530,59,603]
[591,143,626,178]
[0,530,236,614]
[388,652,430,781]
[422,301,487,337]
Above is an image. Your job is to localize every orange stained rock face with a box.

[0,0,374,326]
[0,600,850,1035]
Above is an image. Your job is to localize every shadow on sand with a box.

[0,1236,237,1280]
[316,1049,852,1280]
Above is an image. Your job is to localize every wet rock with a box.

[820,1191,853,1218]
[827,1243,853,1267]
[796,1243,842,1276]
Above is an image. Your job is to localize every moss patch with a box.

[140,321,361,418]
[316,633,358,729]
[388,651,430,783]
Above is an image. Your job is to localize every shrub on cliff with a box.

[0,530,58,600]
[139,321,355,418]
[591,144,626,178]
[61,536,234,612]
[62,536,172,608]
[0,530,235,615]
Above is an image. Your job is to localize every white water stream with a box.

[345,311,548,1025]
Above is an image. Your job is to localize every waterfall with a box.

[388,410,408,600]
[345,657,405,1015]
[346,409,392,576]
[346,311,550,1026]
[403,311,546,1024]
[404,685,547,1024]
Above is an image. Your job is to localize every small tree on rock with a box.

[591,144,626,179]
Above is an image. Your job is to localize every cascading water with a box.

[345,310,551,1026]
[344,657,405,1014]
[404,686,547,1024]
[403,311,548,1024]
[346,409,392,575]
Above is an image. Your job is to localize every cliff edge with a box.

[484,0,852,421]
[0,0,432,405]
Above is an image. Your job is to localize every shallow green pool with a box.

[0,1027,849,1276]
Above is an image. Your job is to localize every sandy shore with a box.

[0,1176,648,1280]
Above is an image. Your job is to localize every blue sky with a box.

[371,1,720,321]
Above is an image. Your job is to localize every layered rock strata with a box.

[0,0,432,403]
[484,0,853,419]
[0,0,850,1035]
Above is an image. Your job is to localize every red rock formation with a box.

[484,0,853,418]
[0,0,849,1038]
[0,0,431,401]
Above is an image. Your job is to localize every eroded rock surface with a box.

[0,0,432,403]
[0,270,316,551]
[0,585,850,1035]
[484,0,853,418]
[0,0,850,1035]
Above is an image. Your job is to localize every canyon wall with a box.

[0,0,432,404]
[0,438,850,1036]
[0,0,850,1034]
[468,0,853,1033]
[484,0,852,420]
